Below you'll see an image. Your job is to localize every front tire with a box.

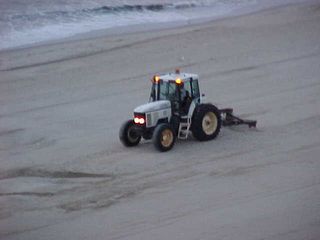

[192,104,221,141]
[153,123,176,152]
[119,120,141,147]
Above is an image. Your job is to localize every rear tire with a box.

[153,123,176,152]
[119,120,141,147]
[192,104,221,141]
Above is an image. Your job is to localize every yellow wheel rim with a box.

[161,129,173,147]
[202,112,218,135]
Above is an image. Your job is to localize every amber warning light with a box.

[153,75,160,83]
[175,78,182,84]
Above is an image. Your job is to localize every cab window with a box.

[159,81,178,101]
[158,81,168,100]
[183,81,192,96]
[191,80,200,99]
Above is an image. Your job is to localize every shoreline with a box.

[0,0,317,54]
[1,1,318,73]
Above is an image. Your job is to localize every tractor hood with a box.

[134,100,171,113]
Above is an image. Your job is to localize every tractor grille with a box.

[146,113,152,127]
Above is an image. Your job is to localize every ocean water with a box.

[0,0,311,50]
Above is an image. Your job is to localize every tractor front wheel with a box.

[153,123,176,152]
[192,104,221,141]
[119,120,141,147]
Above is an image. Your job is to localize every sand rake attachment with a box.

[220,108,257,128]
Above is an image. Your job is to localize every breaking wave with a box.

[1,0,299,50]
[1,3,199,24]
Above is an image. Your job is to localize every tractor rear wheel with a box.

[192,104,221,141]
[153,123,176,152]
[119,120,141,147]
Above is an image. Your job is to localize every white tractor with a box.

[119,69,256,152]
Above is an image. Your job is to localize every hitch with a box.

[220,108,257,128]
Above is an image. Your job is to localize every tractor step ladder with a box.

[178,100,196,140]
[178,120,190,139]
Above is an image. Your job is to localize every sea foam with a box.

[0,0,312,50]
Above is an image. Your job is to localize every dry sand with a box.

[1,2,320,240]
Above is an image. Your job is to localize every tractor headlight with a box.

[134,115,145,125]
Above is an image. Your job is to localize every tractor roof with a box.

[157,72,198,82]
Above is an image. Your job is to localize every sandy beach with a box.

[1,2,320,239]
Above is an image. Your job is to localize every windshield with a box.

[159,81,178,101]
[150,81,179,102]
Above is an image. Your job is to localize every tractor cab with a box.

[149,72,200,115]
